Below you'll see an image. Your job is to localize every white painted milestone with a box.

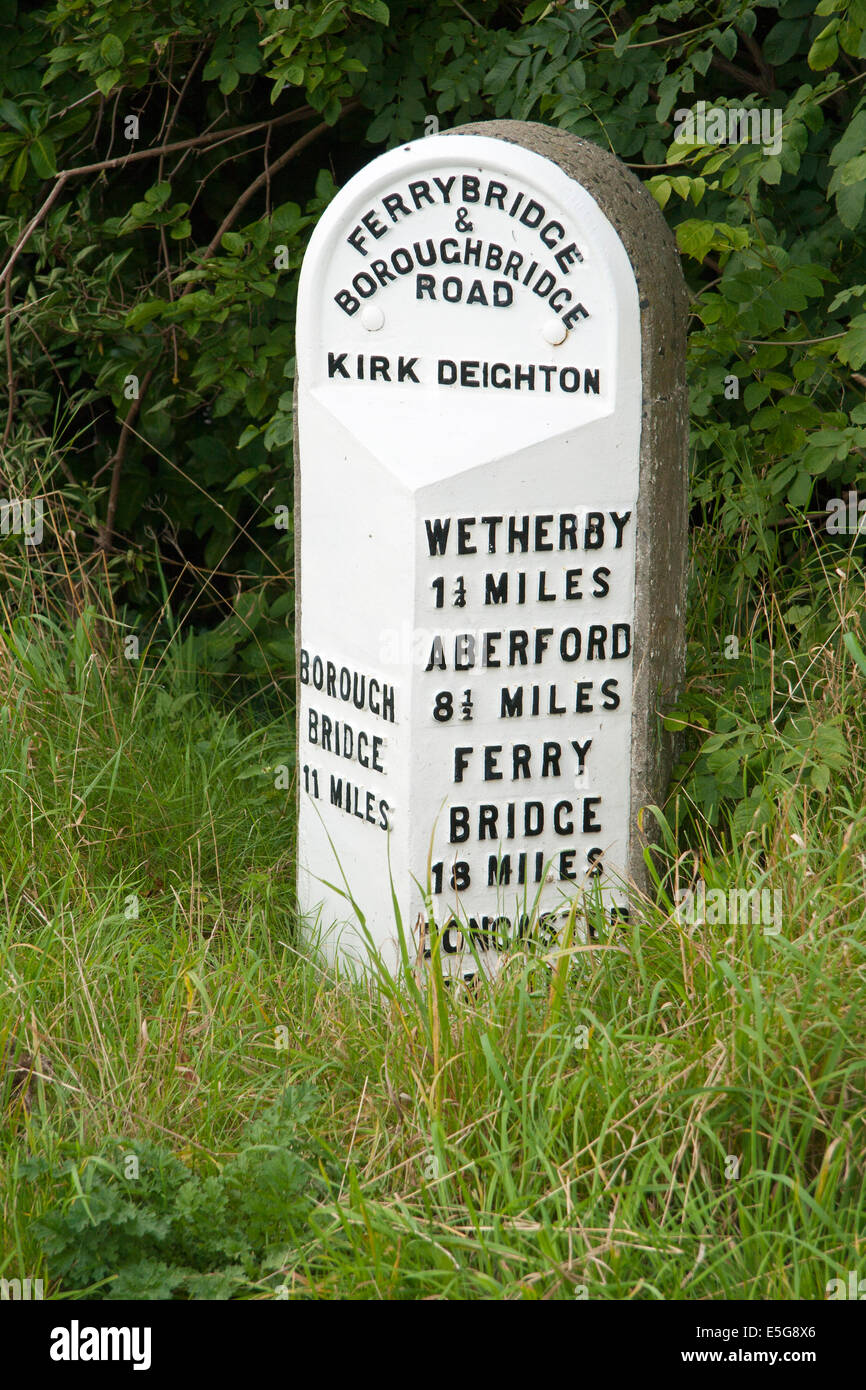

[295,128,667,976]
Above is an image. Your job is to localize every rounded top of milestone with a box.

[296,130,640,486]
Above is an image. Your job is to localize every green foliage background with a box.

[1,0,866,823]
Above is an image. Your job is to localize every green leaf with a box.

[352,0,390,23]
[219,66,240,96]
[96,69,122,96]
[28,134,56,179]
[234,31,263,75]
[245,379,270,417]
[227,466,262,491]
[144,182,172,206]
[808,21,840,69]
[759,157,782,184]
[828,284,866,313]
[366,109,394,143]
[835,181,866,230]
[837,322,866,369]
[675,220,715,262]
[843,631,866,676]
[787,470,813,507]
[655,73,681,124]
[663,712,690,733]
[0,99,28,134]
[763,20,802,66]
[829,111,866,168]
[744,381,770,410]
[311,9,342,37]
[838,152,866,187]
[124,300,168,329]
[100,34,124,67]
[9,145,28,190]
[238,424,261,449]
[713,27,737,61]
[220,232,247,255]
[646,176,671,210]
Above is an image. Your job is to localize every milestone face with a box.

[295,128,680,976]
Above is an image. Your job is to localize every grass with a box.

[0,496,864,1300]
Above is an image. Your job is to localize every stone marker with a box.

[295,120,687,976]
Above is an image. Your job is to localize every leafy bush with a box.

[29,1087,327,1298]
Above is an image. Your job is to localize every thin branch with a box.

[451,0,484,30]
[0,175,71,454]
[740,32,776,92]
[0,107,316,291]
[597,21,719,51]
[1,96,354,513]
[155,41,177,147]
[264,122,273,219]
[191,109,355,275]
[0,173,70,295]
[742,332,847,346]
[53,88,102,122]
[90,95,105,156]
[160,223,180,379]
[2,276,14,454]
[105,87,123,165]
[158,47,205,182]
[96,368,155,552]
[185,140,268,222]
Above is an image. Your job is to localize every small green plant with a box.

[29,1087,328,1299]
